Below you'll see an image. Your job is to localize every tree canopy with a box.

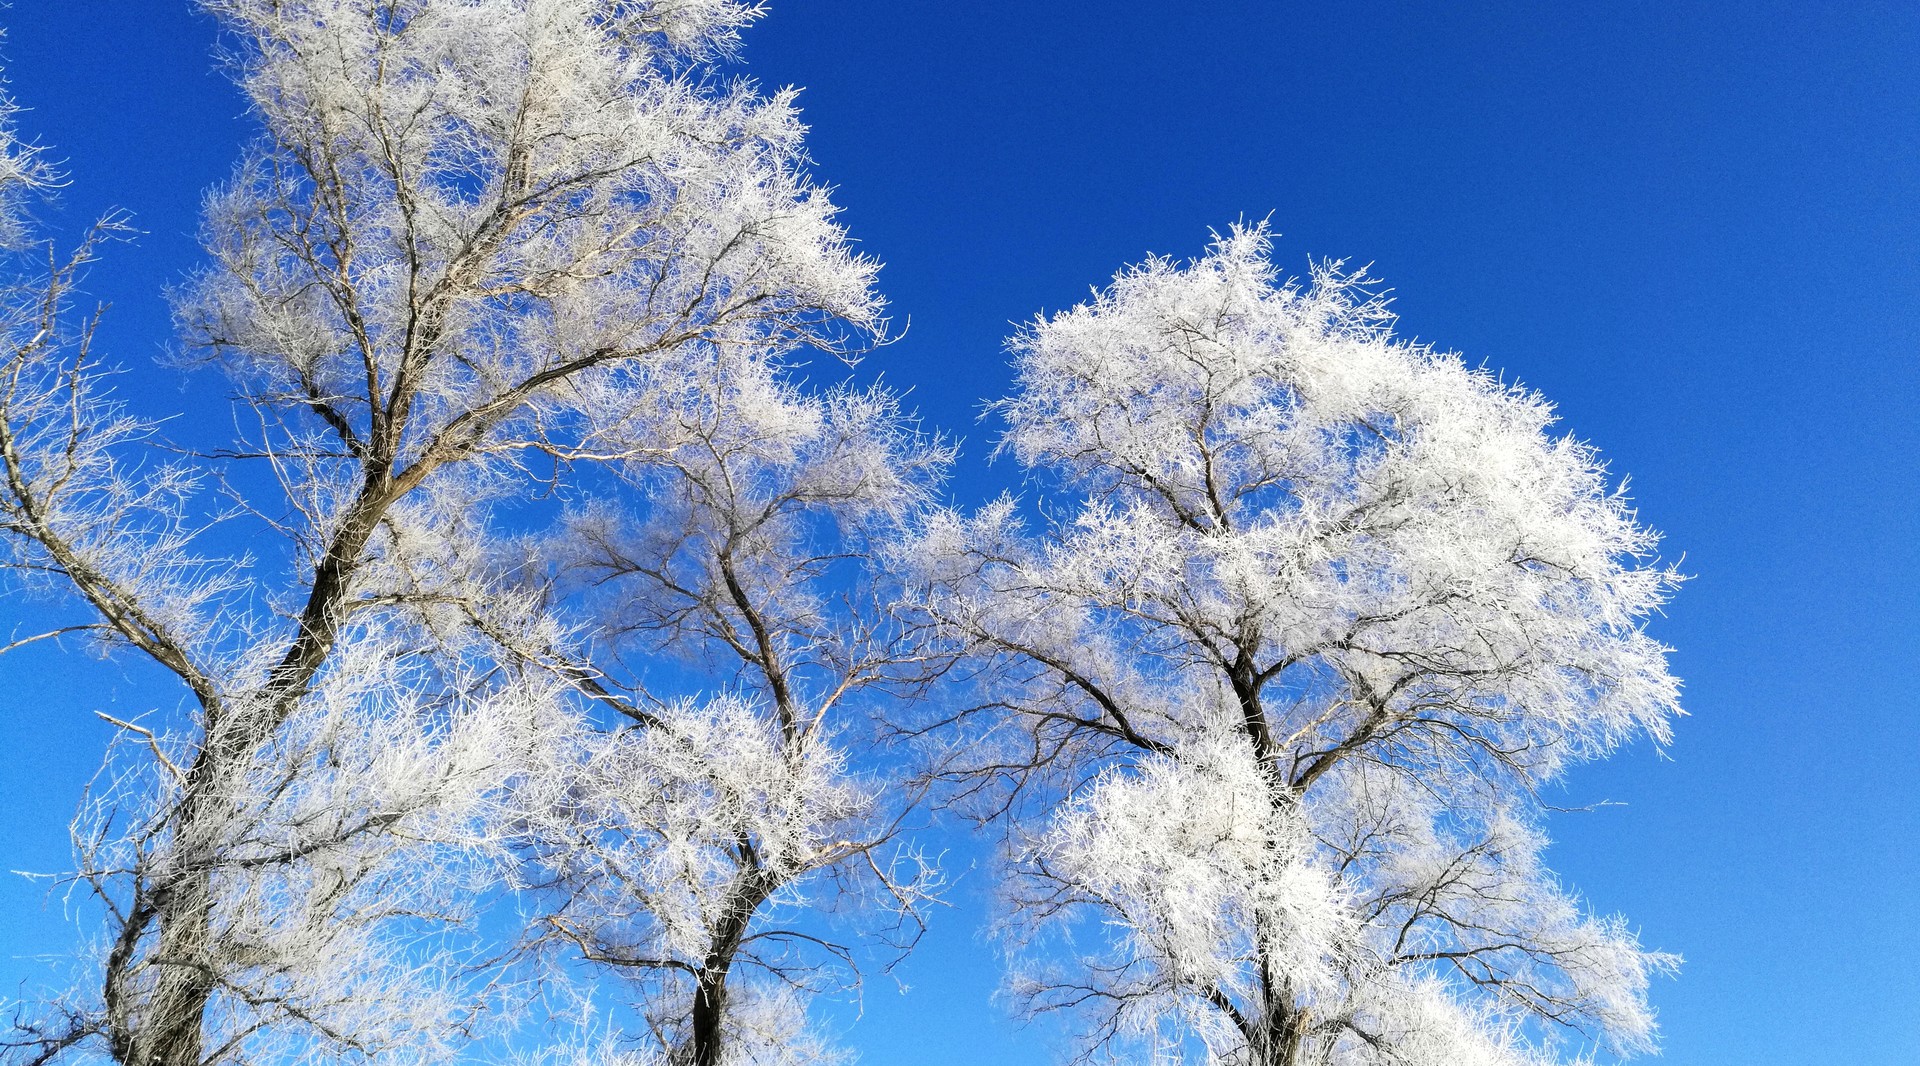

[0,6,1683,1066]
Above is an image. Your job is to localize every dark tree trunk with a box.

[132,874,217,1066]
[1251,1006,1311,1066]
[686,969,730,1066]
[680,873,769,1066]
[96,477,395,1066]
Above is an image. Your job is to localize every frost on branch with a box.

[2,2,892,1064]
[1005,733,1356,1061]
[503,337,952,1065]
[184,0,882,467]
[16,634,552,1066]
[514,697,866,1062]
[908,225,1682,1065]
[0,48,57,250]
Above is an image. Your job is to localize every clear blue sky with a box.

[1,3,1915,1064]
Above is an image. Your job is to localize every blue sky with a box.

[1,2,1916,1064]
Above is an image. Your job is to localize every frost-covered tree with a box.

[504,346,951,1066]
[907,226,1683,1066]
[0,2,885,1064]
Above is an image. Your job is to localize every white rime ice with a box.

[0,4,1690,1063]
[906,225,1683,1066]
[0,3,913,1065]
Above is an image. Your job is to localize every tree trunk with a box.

[98,481,390,1065]
[129,872,217,1066]
[680,873,769,1066]
[101,834,219,1066]
[1251,1006,1311,1066]
[685,968,729,1066]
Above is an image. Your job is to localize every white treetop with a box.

[506,342,951,1066]
[908,225,1682,1066]
[1,2,890,1064]
[0,5,1695,1063]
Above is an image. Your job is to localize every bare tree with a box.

[905,225,1683,1066]
[0,2,884,1064]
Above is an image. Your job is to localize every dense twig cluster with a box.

[902,228,1680,1066]
[0,6,1682,1066]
